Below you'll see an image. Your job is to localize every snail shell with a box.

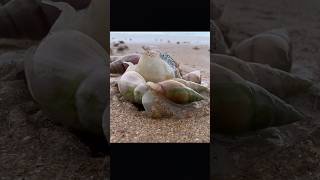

[118,71,146,102]
[173,78,209,96]
[110,54,140,74]
[212,53,312,98]
[123,62,137,72]
[232,28,292,72]
[142,90,209,118]
[23,0,108,137]
[182,70,201,84]
[135,50,176,82]
[142,90,178,118]
[146,79,204,104]
[24,30,107,136]
[211,20,230,54]
[159,52,182,78]
[212,63,304,134]
[44,0,108,50]
[102,107,109,141]
[0,0,49,39]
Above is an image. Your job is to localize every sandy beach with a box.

[110,35,210,143]
[212,0,320,179]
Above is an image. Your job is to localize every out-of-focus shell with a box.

[24,0,108,137]
[212,63,304,134]
[44,0,108,50]
[102,107,109,141]
[211,20,230,54]
[24,30,107,136]
[211,1,223,20]
[182,70,201,84]
[212,53,312,98]
[232,29,292,72]
[110,54,140,74]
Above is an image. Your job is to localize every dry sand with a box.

[212,0,320,179]
[110,42,210,143]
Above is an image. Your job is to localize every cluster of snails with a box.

[24,0,108,137]
[110,49,210,118]
[211,6,320,134]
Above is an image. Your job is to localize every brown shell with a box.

[110,54,140,74]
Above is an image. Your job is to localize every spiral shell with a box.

[135,50,176,82]
[212,53,312,98]
[173,78,209,95]
[182,70,201,84]
[0,0,49,39]
[146,79,204,104]
[232,29,292,72]
[159,52,182,78]
[118,71,146,102]
[24,30,107,136]
[142,90,209,118]
[110,54,140,74]
[212,63,304,134]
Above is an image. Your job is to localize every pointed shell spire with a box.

[173,78,209,95]
[44,0,108,50]
[212,63,304,134]
[146,80,204,104]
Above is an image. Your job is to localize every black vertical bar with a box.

[110,0,209,31]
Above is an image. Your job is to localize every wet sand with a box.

[110,42,210,143]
